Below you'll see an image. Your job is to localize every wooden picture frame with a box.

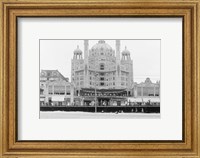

[0,0,199,157]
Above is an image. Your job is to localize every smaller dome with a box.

[122,46,130,54]
[145,78,152,84]
[74,45,82,54]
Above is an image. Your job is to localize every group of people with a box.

[84,100,108,106]
[40,99,160,107]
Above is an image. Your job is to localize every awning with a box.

[128,97,160,102]
[111,98,127,101]
[51,96,65,101]
[128,98,143,102]
[83,97,95,101]
[143,98,160,102]
[40,98,45,101]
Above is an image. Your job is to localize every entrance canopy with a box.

[80,88,127,97]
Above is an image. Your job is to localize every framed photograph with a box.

[0,0,199,157]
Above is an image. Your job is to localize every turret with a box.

[122,46,131,60]
[73,45,83,59]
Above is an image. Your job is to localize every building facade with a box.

[40,70,74,106]
[128,78,160,105]
[134,78,160,97]
[71,40,134,96]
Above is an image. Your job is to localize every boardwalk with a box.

[40,111,160,119]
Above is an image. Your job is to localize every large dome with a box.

[91,40,112,51]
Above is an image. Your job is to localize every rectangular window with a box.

[100,77,104,81]
[100,82,104,86]
[54,85,65,95]
[100,64,104,70]
[80,76,84,80]
[48,85,53,94]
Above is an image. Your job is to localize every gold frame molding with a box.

[0,0,199,157]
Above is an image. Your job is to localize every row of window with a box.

[89,76,116,81]
[89,56,116,61]
[121,72,129,76]
[121,82,128,86]
[120,66,130,71]
[75,71,84,75]
[136,87,160,96]
[121,77,128,81]
[76,81,84,86]
[41,71,59,77]
[89,81,129,87]
[72,60,84,65]
[89,72,116,76]
[48,86,71,93]
[88,66,116,71]
[89,51,115,57]
[89,82,116,86]
[74,73,130,82]
[72,65,84,70]
[75,76,84,80]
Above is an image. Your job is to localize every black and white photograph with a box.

[39,39,160,119]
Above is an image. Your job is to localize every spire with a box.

[84,39,89,60]
[73,45,82,59]
[116,40,120,62]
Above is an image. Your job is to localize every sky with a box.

[40,39,160,83]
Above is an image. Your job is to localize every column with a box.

[115,40,121,89]
[70,85,74,105]
[141,86,143,97]
[84,40,89,87]
[154,86,156,96]
[134,87,137,97]
[116,40,120,62]
[81,99,84,106]
[45,84,49,104]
